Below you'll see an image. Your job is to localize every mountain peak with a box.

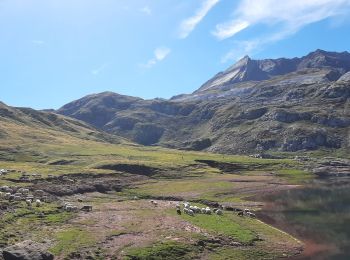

[225,55,252,73]
[314,49,327,54]
[240,55,251,62]
[194,49,350,94]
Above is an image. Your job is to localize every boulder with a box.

[238,107,268,120]
[2,240,53,260]
[271,110,311,123]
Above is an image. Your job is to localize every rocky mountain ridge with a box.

[10,49,347,154]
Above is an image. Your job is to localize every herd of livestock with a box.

[0,184,93,213]
[176,201,257,218]
[150,200,257,218]
[1,168,256,219]
[0,186,46,207]
[0,168,92,213]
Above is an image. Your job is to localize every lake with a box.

[258,177,350,260]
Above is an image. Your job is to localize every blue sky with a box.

[1,0,350,109]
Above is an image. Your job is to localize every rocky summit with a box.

[57,50,350,154]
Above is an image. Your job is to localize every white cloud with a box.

[91,63,109,76]
[141,47,171,68]
[140,6,152,15]
[31,40,45,46]
[213,20,250,40]
[154,47,171,61]
[214,0,350,40]
[179,0,220,39]
[216,0,350,62]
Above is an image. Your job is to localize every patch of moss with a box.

[173,209,256,244]
[209,247,278,260]
[124,241,200,260]
[49,227,96,256]
[276,169,312,183]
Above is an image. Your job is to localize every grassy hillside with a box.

[0,102,124,156]
[0,102,308,259]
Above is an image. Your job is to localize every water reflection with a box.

[259,177,350,260]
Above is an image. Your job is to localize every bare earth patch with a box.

[62,196,205,258]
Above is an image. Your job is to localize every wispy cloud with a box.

[141,47,171,69]
[214,0,350,40]
[91,63,109,76]
[31,40,45,46]
[140,6,152,15]
[215,0,350,62]
[178,0,220,39]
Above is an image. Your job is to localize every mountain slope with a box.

[0,101,123,155]
[192,49,350,96]
[57,50,350,154]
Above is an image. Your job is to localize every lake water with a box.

[258,177,350,260]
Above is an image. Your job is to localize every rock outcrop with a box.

[2,240,53,260]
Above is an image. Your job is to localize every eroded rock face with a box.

[238,107,268,120]
[56,50,350,154]
[312,158,350,177]
[337,71,350,82]
[270,110,311,123]
[281,132,341,152]
[2,240,53,260]
[323,84,350,99]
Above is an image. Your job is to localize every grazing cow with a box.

[150,200,158,206]
[184,208,194,216]
[246,212,256,218]
[190,205,201,213]
[14,195,22,201]
[237,211,244,217]
[19,188,29,195]
[183,202,190,209]
[26,195,34,201]
[35,199,42,207]
[205,207,212,215]
[0,186,8,192]
[176,209,182,215]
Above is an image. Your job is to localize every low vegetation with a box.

[0,117,309,259]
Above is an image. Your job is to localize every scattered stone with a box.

[2,240,53,260]
[81,205,93,212]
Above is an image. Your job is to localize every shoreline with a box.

[255,178,348,260]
